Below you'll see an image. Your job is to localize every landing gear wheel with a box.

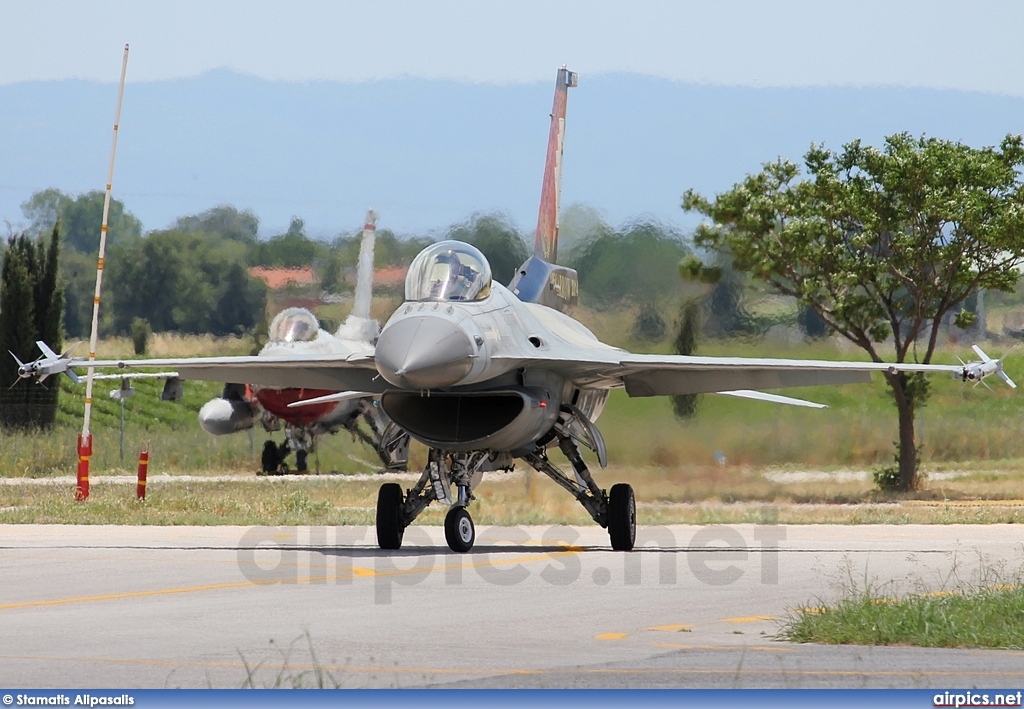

[376,483,405,550]
[295,449,308,473]
[608,483,636,551]
[260,440,279,475]
[444,506,475,553]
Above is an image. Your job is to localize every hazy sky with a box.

[4,0,1024,94]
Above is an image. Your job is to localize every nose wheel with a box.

[444,506,475,553]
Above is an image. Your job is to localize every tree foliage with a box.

[173,205,260,246]
[670,298,702,420]
[21,189,142,252]
[250,217,322,268]
[445,212,529,285]
[568,220,690,309]
[684,132,1024,490]
[106,229,266,336]
[680,247,757,338]
[632,300,667,342]
[0,226,63,430]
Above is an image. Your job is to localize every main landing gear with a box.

[373,435,636,553]
[523,434,635,551]
[259,424,312,475]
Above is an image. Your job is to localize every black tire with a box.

[295,449,308,473]
[608,483,636,551]
[444,506,475,553]
[376,483,405,550]
[260,440,279,474]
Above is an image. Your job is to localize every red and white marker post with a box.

[136,450,149,500]
[77,44,129,501]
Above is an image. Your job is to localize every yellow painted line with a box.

[646,624,692,632]
[595,632,628,640]
[0,549,579,610]
[0,573,344,610]
[721,616,775,623]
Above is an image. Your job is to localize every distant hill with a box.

[2,70,1022,239]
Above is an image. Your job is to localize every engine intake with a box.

[380,387,560,452]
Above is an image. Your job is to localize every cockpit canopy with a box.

[268,307,320,343]
[405,241,492,302]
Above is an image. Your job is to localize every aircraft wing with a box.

[26,342,964,399]
[492,352,964,397]
[63,352,384,393]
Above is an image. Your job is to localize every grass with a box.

[6,464,1024,526]
[780,576,1024,649]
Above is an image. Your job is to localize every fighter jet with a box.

[17,67,976,552]
[197,210,410,474]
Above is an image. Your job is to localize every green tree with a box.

[569,220,690,310]
[209,262,267,337]
[632,300,667,341]
[684,133,1024,491]
[558,203,609,261]
[59,250,100,338]
[173,205,260,246]
[107,229,263,335]
[20,188,71,237]
[680,247,757,339]
[250,217,323,268]
[22,189,142,253]
[0,226,63,430]
[131,317,151,355]
[670,298,702,420]
[446,213,529,284]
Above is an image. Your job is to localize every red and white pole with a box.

[78,44,129,501]
[75,434,92,501]
[136,450,149,500]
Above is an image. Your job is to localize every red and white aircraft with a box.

[197,210,409,474]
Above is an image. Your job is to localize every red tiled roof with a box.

[374,266,407,287]
[249,266,317,290]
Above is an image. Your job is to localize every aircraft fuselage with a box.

[373,281,611,452]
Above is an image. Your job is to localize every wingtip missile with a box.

[959,344,1018,390]
[11,341,81,384]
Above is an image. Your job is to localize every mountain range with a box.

[2,70,1023,239]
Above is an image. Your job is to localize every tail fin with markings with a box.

[510,66,580,314]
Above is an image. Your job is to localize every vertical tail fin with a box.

[533,66,577,263]
[336,209,382,343]
[509,67,579,315]
[351,208,378,320]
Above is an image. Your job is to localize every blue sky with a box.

[4,0,1024,94]
[4,1,1024,238]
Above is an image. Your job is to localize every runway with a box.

[1,523,1023,688]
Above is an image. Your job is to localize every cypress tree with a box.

[0,226,64,430]
[670,298,702,420]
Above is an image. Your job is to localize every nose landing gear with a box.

[374,450,489,553]
[444,505,475,552]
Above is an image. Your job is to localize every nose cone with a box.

[375,315,475,389]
